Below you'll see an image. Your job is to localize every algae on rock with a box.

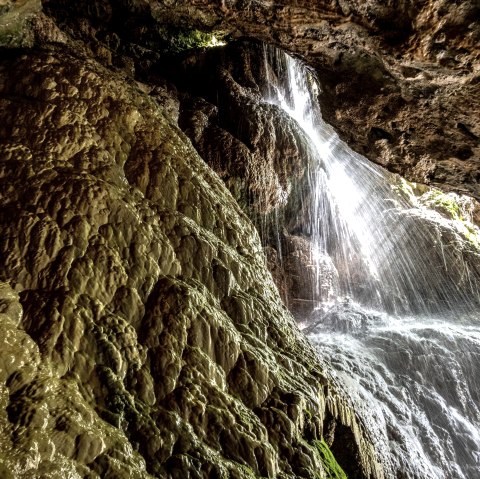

[312,440,348,479]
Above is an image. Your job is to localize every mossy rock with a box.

[313,440,348,479]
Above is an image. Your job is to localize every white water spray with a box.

[262,46,480,478]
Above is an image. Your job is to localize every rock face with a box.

[168,39,480,320]
[167,41,360,316]
[184,0,480,201]
[174,43,313,216]
[0,46,383,477]
[165,41,323,312]
[0,1,478,478]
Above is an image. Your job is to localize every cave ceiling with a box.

[4,0,480,199]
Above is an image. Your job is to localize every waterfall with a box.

[262,46,480,478]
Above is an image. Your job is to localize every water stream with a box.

[262,46,480,478]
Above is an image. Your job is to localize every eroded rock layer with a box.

[0,47,382,478]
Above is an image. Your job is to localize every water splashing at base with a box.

[262,45,480,478]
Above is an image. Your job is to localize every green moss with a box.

[157,26,227,54]
[0,18,33,47]
[418,189,480,249]
[390,177,480,250]
[453,222,478,250]
[391,176,416,203]
[313,440,348,479]
[420,190,462,220]
[390,176,428,205]
[304,408,313,420]
[236,464,257,478]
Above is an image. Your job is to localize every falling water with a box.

[262,46,480,478]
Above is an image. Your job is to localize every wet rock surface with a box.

[184,0,480,200]
[0,47,383,478]
[170,41,480,320]
[1,1,479,477]
[6,0,476,320]
[170,41,315,216]
[161,41,324,314]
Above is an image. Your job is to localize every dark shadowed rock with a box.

[25,0,479,200]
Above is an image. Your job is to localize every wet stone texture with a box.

[0,48,383,478]
[1,1,478,477]
[173,0,480,202]
[22,0,479,316]
[165,35,480,317]
[170,42,316,217]
[165,41,326,314]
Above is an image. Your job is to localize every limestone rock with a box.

[0,47,382,478]
[171,42,315,216]
[2,1,478,477]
